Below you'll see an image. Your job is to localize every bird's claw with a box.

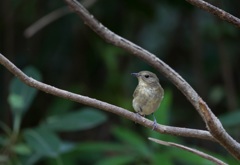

[152,114,157,130]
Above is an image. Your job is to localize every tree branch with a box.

[148,138,227,165]
[63,0,240,160]
[24,7,70,38]
[0,53,214,141]
[185,0,240,28]
[24,0,97,38]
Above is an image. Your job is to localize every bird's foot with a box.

[152,114,157,130]
[135,113,142,123]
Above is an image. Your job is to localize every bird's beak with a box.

[131,73,139,77]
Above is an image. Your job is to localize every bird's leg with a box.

[152,113,157,130]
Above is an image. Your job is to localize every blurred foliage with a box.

[1,0,240,164]
[0,67,107,164]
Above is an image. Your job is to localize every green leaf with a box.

[111,126,150,157]
[59,141,76,154]
[68,142,129,165]
[21,153,43,165]
[209,86,224,105]
[96,155,135,165]
[43,108,107,131]
[0,135,8,146]
[20,142,75,165]
[11,143,32,155]
[152,152,172,165]
[8,66,42,116]
[23,127,61,158]
[8,94,24,111]
[170,146,215,165]
[76,142,126,153]
[47,98,75,116]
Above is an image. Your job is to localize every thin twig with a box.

[185,0,240,28]
[0,53,214,141]
[24,0,98,38]
[24,7,70,38]
[63,0,240,160]
[149,138,227,165]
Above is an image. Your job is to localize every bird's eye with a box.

[144,75,149,78]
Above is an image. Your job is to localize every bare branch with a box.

[0,53,214,141]
[148,138,227,165]
[185,0,240,28]
[63,0,240,160]
[24,7,70,38]
[24,0,98,38]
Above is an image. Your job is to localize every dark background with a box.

[0,0,240,164]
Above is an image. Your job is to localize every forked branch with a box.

[0,53,214,141]
[63,0,240,160]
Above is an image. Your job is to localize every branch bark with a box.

[0,53,214,141]
[24,0,98,38]
[149,138,227,165]
[63,0,240,160]
[185,0,240,28]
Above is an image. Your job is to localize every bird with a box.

[131,71,164,129]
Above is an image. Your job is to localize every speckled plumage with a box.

[132,71,164,116]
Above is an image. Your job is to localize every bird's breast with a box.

[133,85,163,115]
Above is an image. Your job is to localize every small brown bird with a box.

[132,71,164,129]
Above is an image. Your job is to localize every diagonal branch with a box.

[24,7,70,38]
[148,138,227,165]
[185,0,240,28]
[24,0,98,38]
[63,0,240,160]
[0,53,214,141]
